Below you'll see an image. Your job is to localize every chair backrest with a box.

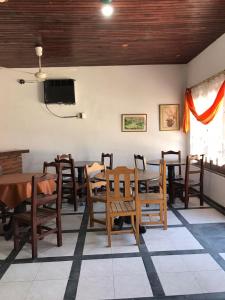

[85,162,106,197]
[31,164,62,220]
[134,154,146,170]
[185,154,204,187]
[161,150,181,175]
[55,154,76,179]
[56,154,72,160]
[101,153,113,170]
[159,159,167,198]
[106,166,138,205]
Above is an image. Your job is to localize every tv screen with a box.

[44,79,75,104]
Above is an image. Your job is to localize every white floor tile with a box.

[113,257,146,276]
[1,263,40,282]
[220,253,225,260]
[158,271,203,295]
[80,259,113,278]
[35,261,72,280]
[178,208,225,224]
[152,255,188,273]
[83,231,139,255]
[142,210,181,226]
[113,257,153,298]
[143,227,203,252]
[173,197,209,209]
[76,275,114,300]
[0,282,31,300]
[114,274,153,298]
[25,279,67,300]
[83,232,111,255]
[16,233,78,259]
[153,254,221,275]
[182,254,221,271]
[194,270,225,293]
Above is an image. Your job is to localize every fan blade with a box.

[0,66,34,75]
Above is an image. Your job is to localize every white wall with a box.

[187,33,225,206]
[0,65,187,171]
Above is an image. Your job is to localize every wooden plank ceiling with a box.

[0,0,225,68]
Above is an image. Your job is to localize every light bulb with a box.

[101,4,114,17]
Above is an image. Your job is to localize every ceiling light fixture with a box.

[0,0,8,2]
[101,0,114,17]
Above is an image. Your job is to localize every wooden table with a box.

[95,169,158,182]
[0,173,56,209]
[147,160,185,203]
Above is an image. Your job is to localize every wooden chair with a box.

[173,154,204,209]
[101,153,113,170]
[0,165,12,224]
[138,159,167,229]
[13,163,62,259]
[55,154,84,211]
[85,162,107,227]
[106,166,140,247]
[161,150,182,180]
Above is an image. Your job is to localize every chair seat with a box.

[139,192,163,201]
[110,200,135,214]
[14,208,56,225]
[173,179,200,187]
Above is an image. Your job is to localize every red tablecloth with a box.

[0,173,56,208]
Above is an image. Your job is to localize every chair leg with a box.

[56,216,62,247]
[159,203,163,224]
[73,187,77,212]
[163,202,167,230]
[184,194,189,209]
[200,190,204,206]
[131,215,135,230]
[31,225,37,259]
[13,219,20,251]
[135,213,140,245]
[89,201,94,227]
[107,214,111,247]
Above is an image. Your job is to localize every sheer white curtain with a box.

[190,74,225,165]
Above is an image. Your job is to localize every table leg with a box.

[168,166,175,204]
[77,167,86,205]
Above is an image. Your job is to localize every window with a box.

[190,74,225,167]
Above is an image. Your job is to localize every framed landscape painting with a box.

[159,104,180,131]
[121,114,147,132]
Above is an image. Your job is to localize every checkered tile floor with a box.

[1,197,225,300]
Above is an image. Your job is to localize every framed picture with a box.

[159,104,180,131]
[121,114,147,132]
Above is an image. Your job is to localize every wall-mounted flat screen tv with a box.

[44,79,75,104]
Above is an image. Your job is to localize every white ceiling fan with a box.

[0,45,48,83]
[33,46,47,81]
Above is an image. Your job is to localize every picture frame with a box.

[121,114,147,132]
[159,104,180,131]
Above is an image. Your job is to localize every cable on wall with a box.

[45,104,85,119]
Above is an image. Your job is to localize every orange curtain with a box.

[183,80,225,133]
